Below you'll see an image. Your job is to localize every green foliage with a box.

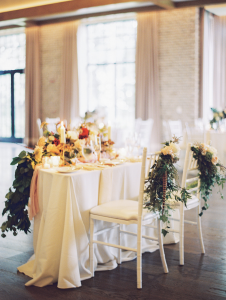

[144,139,191,236]
[1,151,36,238]
[209,108,226,129]
[191,146,226,216]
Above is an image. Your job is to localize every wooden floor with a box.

[1,143,226,300]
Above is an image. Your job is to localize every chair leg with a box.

[197,206,205,254]
[179,205,184,265]
[157,219,168,273]
[137,222,142,289]
[90,217,94,277]
[118,224,121,264]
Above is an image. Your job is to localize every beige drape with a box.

[24,26,41,147]
[213,16,226,110]
[135,12,160,148]
[60,21,80,121]
[202,11,226,122]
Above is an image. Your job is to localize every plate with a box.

[56,167,78,173]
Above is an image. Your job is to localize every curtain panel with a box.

[135,12,161,149]
[60,21,80,122]
[202,11,226,123]
[25,26,41,147]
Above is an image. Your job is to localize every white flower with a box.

[207,146,217,155]
[169,142,180,157]
[67,131,78,140]
[48,136,55,141]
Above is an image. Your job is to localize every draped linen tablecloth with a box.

[18,162,179,288]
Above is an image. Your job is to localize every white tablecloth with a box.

[18,162,179,288]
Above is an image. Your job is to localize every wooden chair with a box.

[134,118,154,151]
[89,148,168,289]
[168,143,205,265]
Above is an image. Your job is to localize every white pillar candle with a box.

[60,121,66,143]
[108,125,111,140]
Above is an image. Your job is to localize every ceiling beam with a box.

[0,0,157,22]
[149,0,174,9]
[175,0,226,8]
[36,4,163,25]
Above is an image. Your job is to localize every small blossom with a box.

[47,144,60,155]
[34,146,43,162]
[211,156,218,165]
[38,136,46,147]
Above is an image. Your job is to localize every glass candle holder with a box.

[50,156,60,167]
[42,157,50,169]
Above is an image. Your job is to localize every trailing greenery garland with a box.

[1,151,36,238]
[191,143,226,216]
[144,137,191,236]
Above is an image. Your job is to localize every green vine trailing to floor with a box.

[1,151,36,238]
[144,137,191,236]
[191,143,226,216]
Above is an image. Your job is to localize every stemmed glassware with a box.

[82,140,95,162]
[134,133,141,157]
[94,136,101,161]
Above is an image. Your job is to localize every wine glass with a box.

[134,133,141,157]
[94,136,101,161]
[82,141,95,162]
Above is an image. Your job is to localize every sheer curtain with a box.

[135,12,160,150]
[202,11,226,123]
[60,21,80,122]
[25,26,41,147]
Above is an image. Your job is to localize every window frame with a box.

[0,68,24,143]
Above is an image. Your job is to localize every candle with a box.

[60,121,66,143]
[108,125,111,140]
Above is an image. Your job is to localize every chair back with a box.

[185,123,206,144]
[36,118,43,137]
[45,117,60,133]
[135,118,154,151]
[168,120,183,139]
[181,143,200,197]
[138,147,147,219]
[145,151,161,179]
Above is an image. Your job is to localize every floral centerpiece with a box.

[1,120,116,238]
[191,143,226,216]
[210,108,226,130]
[144,137,191,236]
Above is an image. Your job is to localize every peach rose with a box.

[47,144,60,155]
[211,156,218,165]
[161,146,174,157]
[38,136,46,147]
[34,146,43,162]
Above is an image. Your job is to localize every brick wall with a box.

[40,23,64,121]
[39,8,200,130]
[158,8,199,128]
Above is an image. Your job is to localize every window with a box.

[0,32,26,142]
[79,17,137,128]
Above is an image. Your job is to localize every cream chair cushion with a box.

[90,200,156,221]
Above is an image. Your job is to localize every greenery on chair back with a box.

[144,137,191,236]
[191,143,226,216]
